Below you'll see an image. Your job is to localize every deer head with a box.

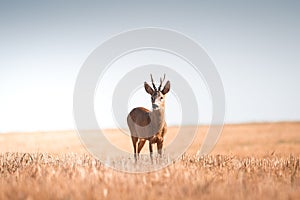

[144,74,171,110]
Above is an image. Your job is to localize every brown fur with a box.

[127,75,170,161]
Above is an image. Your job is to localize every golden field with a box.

[0,122,299,199]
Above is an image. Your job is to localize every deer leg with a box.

[157,140,163,157]
[137,139,146,158]
[131,136,138,161]
[149,141,153,163]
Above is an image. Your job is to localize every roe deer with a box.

[127,74,171,161]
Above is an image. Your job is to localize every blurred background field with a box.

[1,122,299,156]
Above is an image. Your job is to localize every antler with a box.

[150,74,157,91]
[158,74,166,91]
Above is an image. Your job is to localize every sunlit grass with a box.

[0,152,299,199]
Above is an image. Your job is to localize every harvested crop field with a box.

[0,122,299,199]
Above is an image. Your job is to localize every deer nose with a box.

[152,104,159,110]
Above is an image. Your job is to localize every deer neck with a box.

[150,107,165,133]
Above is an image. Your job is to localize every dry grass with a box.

[0,153,299,200]
[0,122,300,199]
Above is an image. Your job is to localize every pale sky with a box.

[0,1,299,132]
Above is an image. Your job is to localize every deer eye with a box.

[160,97,163,100]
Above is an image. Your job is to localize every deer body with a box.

[127,74,170,161]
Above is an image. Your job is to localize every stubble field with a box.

[0,122,299,199]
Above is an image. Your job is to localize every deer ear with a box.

[144,82,154,95]
[161,81,170,94]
